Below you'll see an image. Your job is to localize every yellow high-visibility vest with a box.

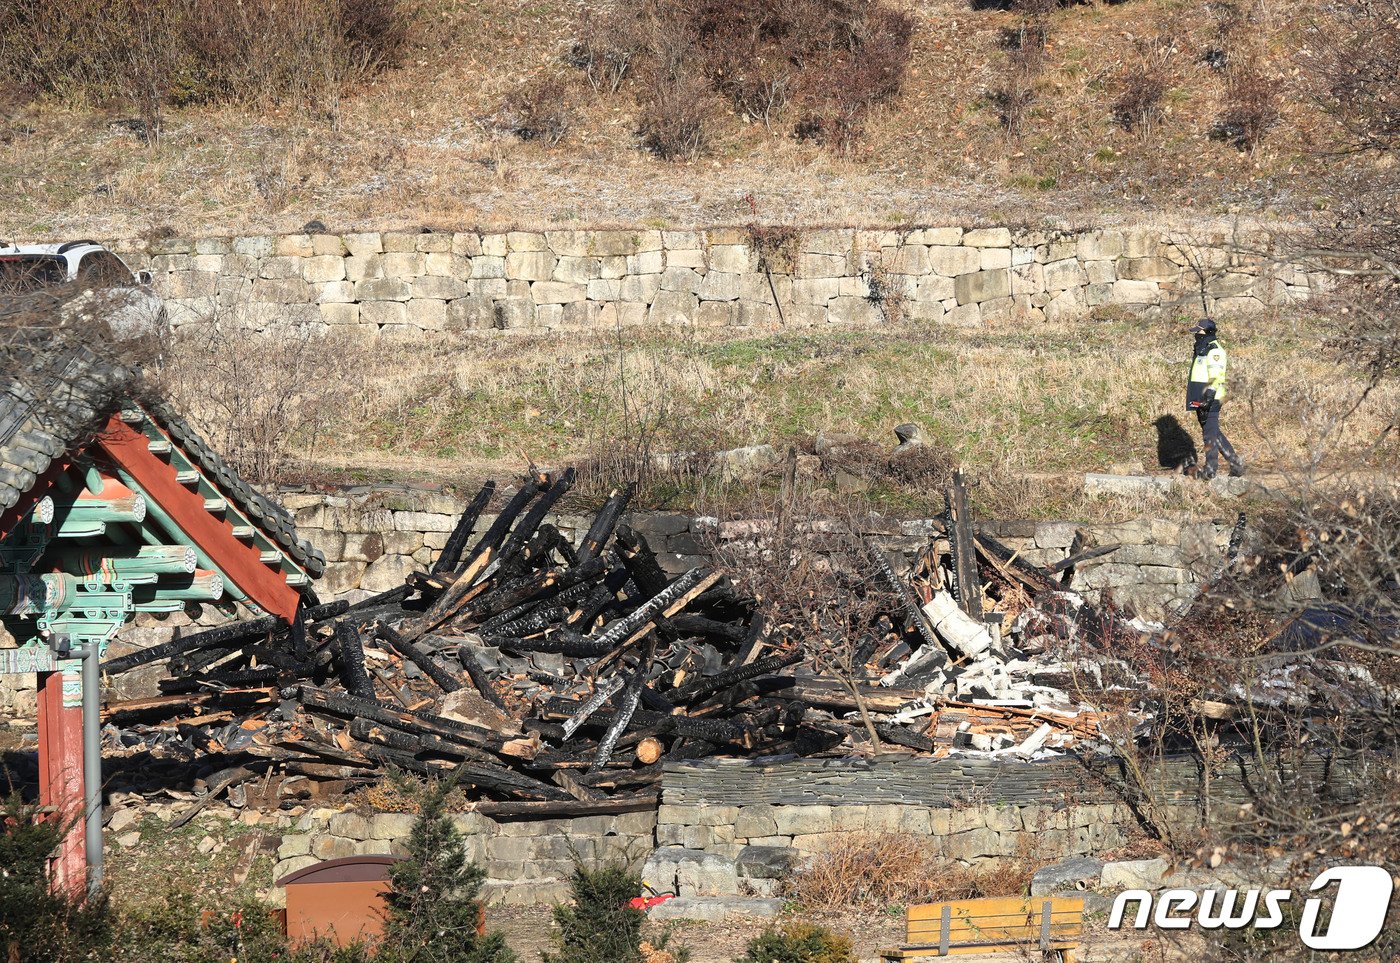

[1188,340,1228,404]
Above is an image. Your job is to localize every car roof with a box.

[0,241,106,258]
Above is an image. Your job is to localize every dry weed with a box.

[788,832,1039,910]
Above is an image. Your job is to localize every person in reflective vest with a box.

[1186,318,1245,480]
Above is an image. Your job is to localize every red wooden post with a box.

[37,670,86,894]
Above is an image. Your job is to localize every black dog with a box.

[1153,414,1198,473]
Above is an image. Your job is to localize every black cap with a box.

[1194,318,1216,334]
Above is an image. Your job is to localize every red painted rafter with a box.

[97,413,300,622]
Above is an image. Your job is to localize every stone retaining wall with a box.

[270,753,1356,907]
[111,225,1321,338]
[271,807,657,906]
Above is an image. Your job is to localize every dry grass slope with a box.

[162,311,1398,519]
[0,0,1346,239]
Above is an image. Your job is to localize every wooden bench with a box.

[880,895,1084,962]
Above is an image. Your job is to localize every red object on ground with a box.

[628,894,676,911]
[37,670,85,894]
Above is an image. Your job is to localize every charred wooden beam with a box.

[1049,542,1120,575]
[454,641,509,711]
[334,622,377,699]
[102,599,348,674]
[615,526,670,599]
[590,566,709,655]
[343,584,413,615]
[670,648,804,705]
[590,643,654,771]
[432,480,497,575]
[494,469,576,571]
[488,629,616,658]
[560,675,627,740]
[875,723,935,753]
[973,531,1058,594]
[576,483,635,565]
[945,470,984,619]
[376,622,463,693]
[408,479,543,639]
[667,613,748,645]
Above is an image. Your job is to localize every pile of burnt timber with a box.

[98,468,1133,815]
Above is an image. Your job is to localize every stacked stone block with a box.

[114,225,1322,338]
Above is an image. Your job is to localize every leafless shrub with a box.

[990,7,1050,137]
[574,0,912,155]
[638,69,713,161]
[1113,27,1177,137]
[789,832,1040,910]
[1310,0,1400,155]
[500,77,575,145]
[162,324,367,484]
[1214,46,1279,150]
[571,5,644,93]
[0,0,416,116]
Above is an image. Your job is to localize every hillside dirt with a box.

[0,0,1341,241]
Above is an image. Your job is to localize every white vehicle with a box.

[0,240,167,342]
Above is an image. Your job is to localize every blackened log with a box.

[432,480,496,574]
[482,557,608,633]
[454,642,509,711]
[561,675,627,739]
[491,606,569,638]
[472,794,658,820]
[494,469,575,570]
[489,630,615,658]
[867,542,943,656]
[875,723,935,753]
[376,623,463,693]
[590,644,653,771]
[334,622,377,699]
[358,744,453,777]
[349,719,501,768]
[540,701,748,745]
[158,665,311,694]
[470,566,563,621]
[565,585,617,632]
[433,759,571,801]
[576,483,636,565]
[343,584,412,615]
[460,479,541,576]
[339,602,419,627]
[1059,529,1085,586]
[667,613,748,645]
[973,531,1058,593]
[945,470,984,619]
[671,648,804,705]
[590,566,709,653]
[792,724,845,756]
[782,678,926,713]
[301,686,517,754]
[615,526,670,599]
[409,479,543,638]
[1049,543,1120,574]
[479,576,598,634]
[101,599,347,675]
[290,607,308,662]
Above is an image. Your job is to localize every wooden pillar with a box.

[37,670,86,894]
